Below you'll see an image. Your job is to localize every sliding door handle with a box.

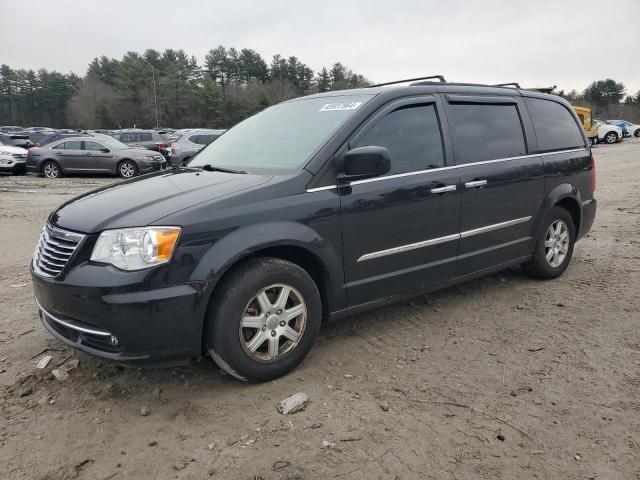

[430,185,457,194]
[464,179,487,189]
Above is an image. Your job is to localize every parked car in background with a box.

[169,129,225,166]
[25,127,53,132]
[607,120,640,138]
[0,143,27,175]
[573,106,598,146]
[0,126,23,133]
[0,132,34,149]
[30,81,596,381]
[35,130,109,147]
[110,129,172,160]
[25,129,55,146]
[593,119,622,144]
[26,136,166,179]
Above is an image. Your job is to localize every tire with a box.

[524,206,575,279]
[206,257,322,382]
[634,129,640,138]
[604,131,618,144]
[118,160,138,178]
[41,160,61,179]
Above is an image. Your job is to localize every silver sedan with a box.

[26,136,167,179]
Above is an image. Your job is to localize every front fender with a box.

[190,220,345,312]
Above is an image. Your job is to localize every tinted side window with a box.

[353,104,445,174]
[54,141,82,150]
[138,132,153,142]
[83,141,104,151]
[525,98,585,151]
[191,134,218,145]
[447,103,526,164]
[119,133,133,143]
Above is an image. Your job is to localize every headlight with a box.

[140,155,154,161]
[90,227,181,270]
[0,158,12,165]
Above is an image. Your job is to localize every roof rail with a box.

[493,82,521,88]
[368,75,446,88]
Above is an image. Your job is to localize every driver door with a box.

[82,140,114,172]
[338,97,461,307]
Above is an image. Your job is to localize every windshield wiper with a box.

[199,164,247,174]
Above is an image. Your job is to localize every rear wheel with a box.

[206,257,322,382]
[524,206,575,279]
[41,160,61,179]
[118,160,138,178]
[634,129,640,138]
[604,131,618,144]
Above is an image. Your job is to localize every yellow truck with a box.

[573,106,598,145]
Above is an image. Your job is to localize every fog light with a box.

[110,335,119,346]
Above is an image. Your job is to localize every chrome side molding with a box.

[357,216,532,262]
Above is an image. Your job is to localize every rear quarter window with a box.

[525,98,585,152]
[447,102,526,164]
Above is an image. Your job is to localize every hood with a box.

[49,169,272,233]
[0,144,27,155]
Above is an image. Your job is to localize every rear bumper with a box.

[32,266,206,367]
[578,198,597,240]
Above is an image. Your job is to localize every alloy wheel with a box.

[120,162,136,178]
[544,219,569,268]
[238,283,307,363]
[44,163,59,178]
[605,132,617,144]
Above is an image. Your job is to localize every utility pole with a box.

[151,66,159,128]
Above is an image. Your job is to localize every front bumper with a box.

[0,159,26,173]
[32,265,206,366]
[139,159,167,173]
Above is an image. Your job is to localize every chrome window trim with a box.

[306,148,586,192]
[357,216,532,262]
[36,300,112,337]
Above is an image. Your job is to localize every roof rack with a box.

[493,82,521,88]
[369,75,446,88]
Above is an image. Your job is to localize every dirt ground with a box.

[1,140,639,480]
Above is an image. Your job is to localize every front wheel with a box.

[118,160,138,178]
[206,257,322,382]
[604,131,618,144]
[634,129,640,138]
[41,160,61,179]
[524,206,575,279]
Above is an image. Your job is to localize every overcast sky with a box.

[1,0,639,94]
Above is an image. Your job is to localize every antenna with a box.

[369,75,446,88]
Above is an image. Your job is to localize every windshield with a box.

[189,94,374,174]
[99,137,131,150]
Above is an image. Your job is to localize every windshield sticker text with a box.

[319,102,363,112]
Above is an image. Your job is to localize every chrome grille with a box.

[33,224,84,277]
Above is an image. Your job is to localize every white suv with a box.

[593,119,623,144]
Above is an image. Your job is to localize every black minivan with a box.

[31,79,596,382]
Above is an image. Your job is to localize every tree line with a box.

[0,46,369,130]
[1,52,639,130]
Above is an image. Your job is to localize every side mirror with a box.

[339,146,391,183]
[100,147,110,153]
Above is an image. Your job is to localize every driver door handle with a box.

[464,179,488,188]
[430,185,457,194]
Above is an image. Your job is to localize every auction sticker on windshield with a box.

[319,102,363,112]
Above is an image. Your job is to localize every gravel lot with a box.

[1,140,639,480]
